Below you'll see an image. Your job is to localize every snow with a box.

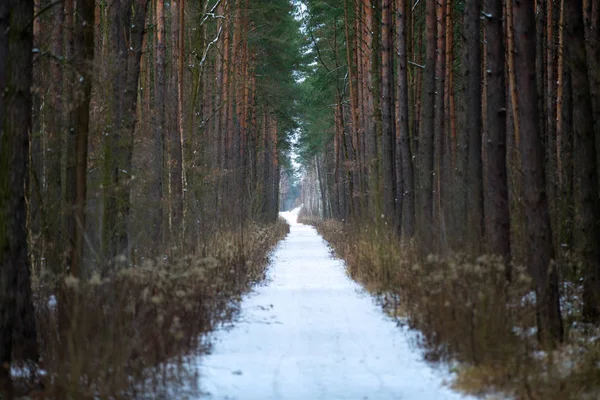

[10,366,46,379]
[195,209,472,400]
[48,294,57,309]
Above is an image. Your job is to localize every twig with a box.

[199,26,223,69]
[408,60,425,69]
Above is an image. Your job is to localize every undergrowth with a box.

[299,215,600,400]
[16,218,289,399]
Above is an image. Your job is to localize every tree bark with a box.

[484,0,511,263]
[565,0,600,322]
[381,0,396,226]
[417,0,436,252]
[463,0,484,254]
[433,0,446,250]
[513,0,563,345]
[396,0,415,239]
[104,0,149,266]
[364,0,378,218]
[152,0,166,250]
[66,0,95,277]
[0,0,39,391]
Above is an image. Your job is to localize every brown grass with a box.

[20,218,289,399]
[299,216,600,400]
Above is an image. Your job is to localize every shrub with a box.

[25,218,289,398]
[302,216,600,399]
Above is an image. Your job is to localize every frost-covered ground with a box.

[195,210,473,400]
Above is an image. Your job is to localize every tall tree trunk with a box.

[546,0,559,252]
[220,3,230,220]
[66,0,95,277]
[178,0,186,236]
[381,0,396,226]
[463,0,484,254]
[365,0,378,218]
[396,0,415,239]
[444,0,457,246]
[556,0,574,249]
[417,0,436,252]
[565,0,600,322]
[512,0,563,345]
[0,0,39,391]
[584,0,600,191]
[104,0,149,266]
[168,0,183,242]
[506,0,520,147]
[45,0,65,274]
[152,0,166,250]
[484,0,511,263]
[345,0,361,219]
[433,0,446,250]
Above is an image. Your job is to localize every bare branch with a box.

[199,26,223,69]
[408,60,425,69]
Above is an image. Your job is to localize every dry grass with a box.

[17,218,289,399]
[300,216,600,400]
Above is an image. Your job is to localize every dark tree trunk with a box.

[433,0,446,250]
[556,0,574,250]
[66,0,95,277]
[484,0,511,263]
[565,0,600,322]
[104,0,149,266]
[463,0,484,254]
[417,0,436,252]
[365,0,378,218]
[381,0,396,226]
[583,0,600,194]
[0,0,39,392]
[396,0,415,239]
[513,0,563,345]
[45,1,65,274]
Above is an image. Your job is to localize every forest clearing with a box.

[1,0,600,398]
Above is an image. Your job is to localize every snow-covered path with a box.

[197,211,471,400]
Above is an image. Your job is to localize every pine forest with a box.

[1,0,600,398]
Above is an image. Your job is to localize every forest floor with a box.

[191,209,470,400]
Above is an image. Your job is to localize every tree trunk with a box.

[417,0,436,252]
[556,0,574,249]
[433,0,446,250]
[565,0,600,322]
[66,0,95,277]
[463,0,484,254]
[512,0,563,345]
[484,0,511,263]
[365,0,378,218]
[0,0,39,391]
[169,0,183,242]
[104,0,149,266]
[583,0,600,193]
[396,0,415,239]
[381,0,396,226]
[152,0,166,250]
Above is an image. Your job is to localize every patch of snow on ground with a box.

[195,210,473,399]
